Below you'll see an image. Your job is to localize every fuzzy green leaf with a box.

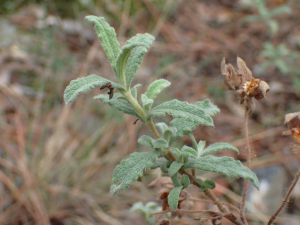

[170,147,181,158]
[171,173,181,187]
[116,33,154,88]
[64,74,124,104]
[86,16,120,67]
[169,161,183,177]
[141,94,154,108]
[145,79,171,100]
[197,179,216,192]
[164,127,177,143]
[138,135,155,149]
[168,186,183,210]
[194,99,220,116]
[148,99,213,126]
[131,84,141,99]
[153,138,169,149]
[197,141,206,157]
[94,93,143,121]
[110,151,160,195]
[169,118,199,144]
[180,146,197,159]
[150,157,168,169]
[161,161,169,174]
[155,122,169,134]
[181,174,190,188]
[184,155,259,189]
[200,143,239,157]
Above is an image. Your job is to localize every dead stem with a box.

[240,109,251,224]
[267,169,300,225]
[189,198,240,213]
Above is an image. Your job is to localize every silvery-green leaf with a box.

[197,140,206,157]
[194,99,220,116]
[86,16,120,67]
[171,173,181,187]
[110,151,161,195]
[164,127,177,143]
[64,74,124,104]
[161,161,169,174]
[131,84,141,99]
[145,79,171,100]
[155,122,169,134]
[138,135,155,149]
[148,99,213,126]
[183,155,259,189]
[94,93,143,121]
[169,118,199,145]
[169,161,183,177]
[153,138,169,149]
[168,186,183,210]
[170,147,180,158]
[141,94,154,108]
[181,174,190,188]
[116,33,154,88]
[150,157,168,169]
[200,143,239,157]
[180,146,197,159]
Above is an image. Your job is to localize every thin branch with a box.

[240,108,251,224]
[267,169,300,225]
[190,198,240,213]
[150,209,205,216]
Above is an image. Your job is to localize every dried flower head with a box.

[282,112,300,147]
[221,57,270,113]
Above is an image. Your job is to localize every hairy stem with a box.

[267,169,300,225]
[240,109,250,224]
[124,91,147,121]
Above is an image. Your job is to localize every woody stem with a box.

[240,108,250,224]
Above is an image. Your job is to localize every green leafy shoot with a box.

[116,33,155,89]
[138,135,155,149]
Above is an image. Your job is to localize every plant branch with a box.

[127,92,244,225]
[240,108,251,224]
[267,169,300,225]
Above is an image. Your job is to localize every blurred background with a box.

[1,0,300,224]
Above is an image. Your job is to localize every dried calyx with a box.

[221,57,270,113]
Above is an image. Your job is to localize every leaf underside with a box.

[148,99,213,126]
[94,93,143,121]
[64,74,124,104]
[200,142,239,156]
[184,155,259,189]
[110,151,161,195]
